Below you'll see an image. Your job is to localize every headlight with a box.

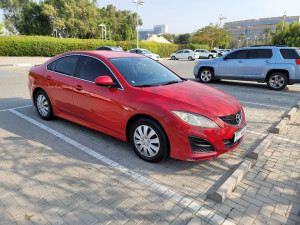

[171,111,219,128]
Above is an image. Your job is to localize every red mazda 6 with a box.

[28,51,246,162]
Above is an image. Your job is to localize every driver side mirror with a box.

[95,75,116,87]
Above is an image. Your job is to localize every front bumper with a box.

[165,113,246,161]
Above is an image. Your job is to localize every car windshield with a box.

[109,57,183,87]
[142,49,152,54]
[111,47,123,51]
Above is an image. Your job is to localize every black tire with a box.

[34,90,53,120]
[129,118,169,163]
[208,55,213,59]
[188,56,193,61]
[171,56,176,60]
[266,72,287,90]
[199,68,214,83]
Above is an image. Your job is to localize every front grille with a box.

[223,137,242,149]
[188,136,214,153]
[219,110,242,126]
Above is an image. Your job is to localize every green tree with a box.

[0,22,4,35]
[192,24,232,50]
[271,21,300,46]
[174,33,191,44]
[261,27,272,44]
[0,0,30,34]
[16,2,52,35]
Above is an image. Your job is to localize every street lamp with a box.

[219,14,227,26]
[282,10,286,31]
[133,0,144,48]
[99,24,106,40]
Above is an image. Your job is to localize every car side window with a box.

[184,51,190,53]
[130,50,136,53]
[177,51,183,54]
[79,56,113,82]
[54,55,79,76]
[47,60,57,71]
[280,49,300,59]
[247,49,272,59]
[226,50,248,59]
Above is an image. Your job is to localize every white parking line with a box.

[0,105,32,113]
[9,109,232,223]
[238,100,289,109]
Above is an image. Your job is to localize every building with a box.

[139,24,168,40]
[225,16,300,39]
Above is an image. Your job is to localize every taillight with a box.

[296,59,300,65]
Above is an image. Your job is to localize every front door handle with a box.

[238,60,243,63]
[265,60,271,63]
[75,85,83,91]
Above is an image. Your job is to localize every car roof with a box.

[57,50,145,59]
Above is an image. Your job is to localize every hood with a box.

[143,80,241,116]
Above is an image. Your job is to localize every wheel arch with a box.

[198,66,215,77]
[126,114,170,148]
[265,69,289,83]
[32,87,46,106]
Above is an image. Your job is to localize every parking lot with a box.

[0,60,299,225]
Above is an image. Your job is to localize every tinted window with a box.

[280,49,300,59]
[47,60,57,71]
[184,51,190,53]
[247,49,272,59]
[130,50,136,53]
[177,51,183,54]
[79,56,113,82]
[54,55,79,76]
[226,50,248,59]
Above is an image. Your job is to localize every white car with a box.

[194,49,216,59]
[127,48,160,61]
[170,49,198,61]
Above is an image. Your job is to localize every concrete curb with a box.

[0,64,14,67]
[295,99,300,109]
[207,160,252,203]
[246,134,275,159]
[283,107,298,120]
[0,63,33,67]
[269,118,288,134]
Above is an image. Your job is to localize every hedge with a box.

[0,36,209,57]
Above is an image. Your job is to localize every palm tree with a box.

[238,33,246,47]
[261,27,271,44]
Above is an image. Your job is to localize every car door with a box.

[45,55,79,115]
[243,49,273,80]
[72,56,124,133]
[176,50,183,59]
[183,50,191,59]
[218,50,248,79]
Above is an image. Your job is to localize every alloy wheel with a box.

[37,94,49,117]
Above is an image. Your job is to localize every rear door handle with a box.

[46,76,51,80]
[75,85,83,91]
[238,60,243,63]
[265,60,271,63]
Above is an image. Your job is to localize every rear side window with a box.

[54,55,79,76]
[79,56,113,82]
[184,50,190,53]
[226,50,248,59]
[280,49,300,59]
[247,49,272,59]
[47,60,57,71]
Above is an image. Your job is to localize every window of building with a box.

[79,56,113,82]
[54,55,79,76]
[280,49,300,59]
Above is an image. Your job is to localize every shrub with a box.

[0,36,187,57]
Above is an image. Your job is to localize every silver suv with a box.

[193,46,300,90]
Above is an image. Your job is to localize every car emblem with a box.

[236,113,241,124]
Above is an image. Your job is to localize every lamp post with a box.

[99,24,106,40]
[133,0,144,48]
[282,10,286,31]
[219,14,227,26]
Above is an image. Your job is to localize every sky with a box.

[1,0,299,34]
[97,0,300,34]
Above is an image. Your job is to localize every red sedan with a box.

[28,51,246,162]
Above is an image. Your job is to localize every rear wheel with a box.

[208,55,213,59]
[266,72,287,90]
[130,118,169,163]
[171,56,176,60]
[35,90,53,120]
[199,68,214,83]
[188,56,193,61]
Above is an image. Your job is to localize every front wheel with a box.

[171,56,176,60]
[130,119,169,163]
[266,72,287,90]
[35,90,53,120]
[199,68,214,83]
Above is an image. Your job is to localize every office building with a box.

[139,24,168,40]
[225,16,300,39]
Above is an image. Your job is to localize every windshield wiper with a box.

[160,80,182,86]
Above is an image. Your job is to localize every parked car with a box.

[170,49,199,61]
[95,46,124,51]
[127,48,160,61]
[193,46,300,90]
[194,49,216,59]
[29,51,246,162]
